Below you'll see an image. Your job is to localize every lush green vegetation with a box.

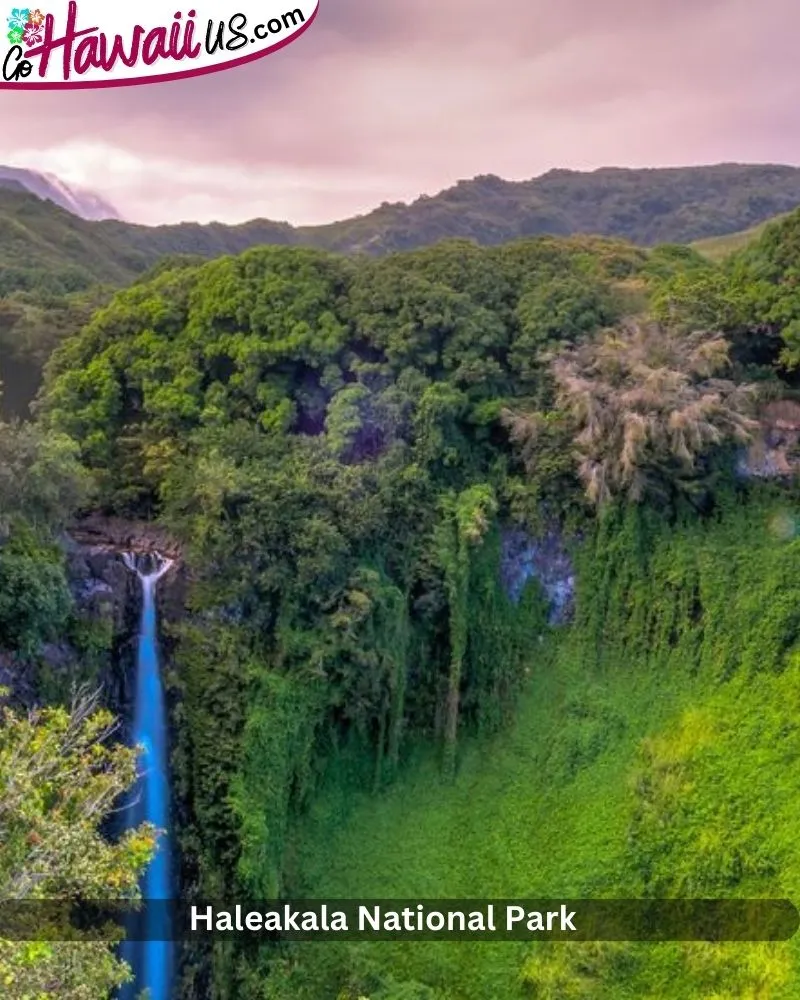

[40,237,633,949]
[0,421,93,654]
[6,164,800,297]
[0,689,155,999]
[283,493,800,1000]
[0,418,148,997]
[691,213,791,262]
[9,190,800,998]
[4,162,800,418]
[317,164,800,254]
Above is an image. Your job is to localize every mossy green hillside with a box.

[274,492,800,1000]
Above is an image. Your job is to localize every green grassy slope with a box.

[691,212,791,261]
[0,188,143,293]
[281,493,800,999]
[0,187,296,295]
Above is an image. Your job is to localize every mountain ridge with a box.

[3,162,800,299]
[0,165,121,222]
[299,162,800,252]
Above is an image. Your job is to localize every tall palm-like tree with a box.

[505,320,758,507]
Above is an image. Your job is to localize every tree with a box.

[0,422,92,536]
[435,485,497,778]
[509,274,616,378]
[506,320,757,507]
[0,527,72,655]
[0,423,93,656]
[0,689,156,999]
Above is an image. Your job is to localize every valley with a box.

[4,164,800,999]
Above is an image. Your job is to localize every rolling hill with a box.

[303,163,800,253]
[0,186,295,296]
[4,163,800,297]
[3,161,800,418]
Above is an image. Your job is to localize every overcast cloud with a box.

[0,0,797,225]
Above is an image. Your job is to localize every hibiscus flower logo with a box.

[6,7,30,32]
[22,19,41,44]
[6,8,47,48]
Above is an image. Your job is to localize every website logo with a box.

[1,1,318,88]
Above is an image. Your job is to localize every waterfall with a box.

[119,551,175,1000]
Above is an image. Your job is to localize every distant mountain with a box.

[0,186,294,295]
[0,165,121,221]
[300,164,800,253]
[4,163,800,298]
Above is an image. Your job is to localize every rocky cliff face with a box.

[1,516,184,733]
[62,518,185,733]
[500,527,575,624]
[68,514,182,559]
[738,400,800,480]
[61,535,141,730]
[0,540,134,709]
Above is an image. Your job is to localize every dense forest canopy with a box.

[3,161,800,421]
[6,194,800,998]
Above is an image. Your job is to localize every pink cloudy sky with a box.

[0,0,797,226]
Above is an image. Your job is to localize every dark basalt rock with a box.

[67,514,182,558]
[500,527,576,625]
[0,520,187,726]
[62,535,141,729]
[60,521,186,734]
